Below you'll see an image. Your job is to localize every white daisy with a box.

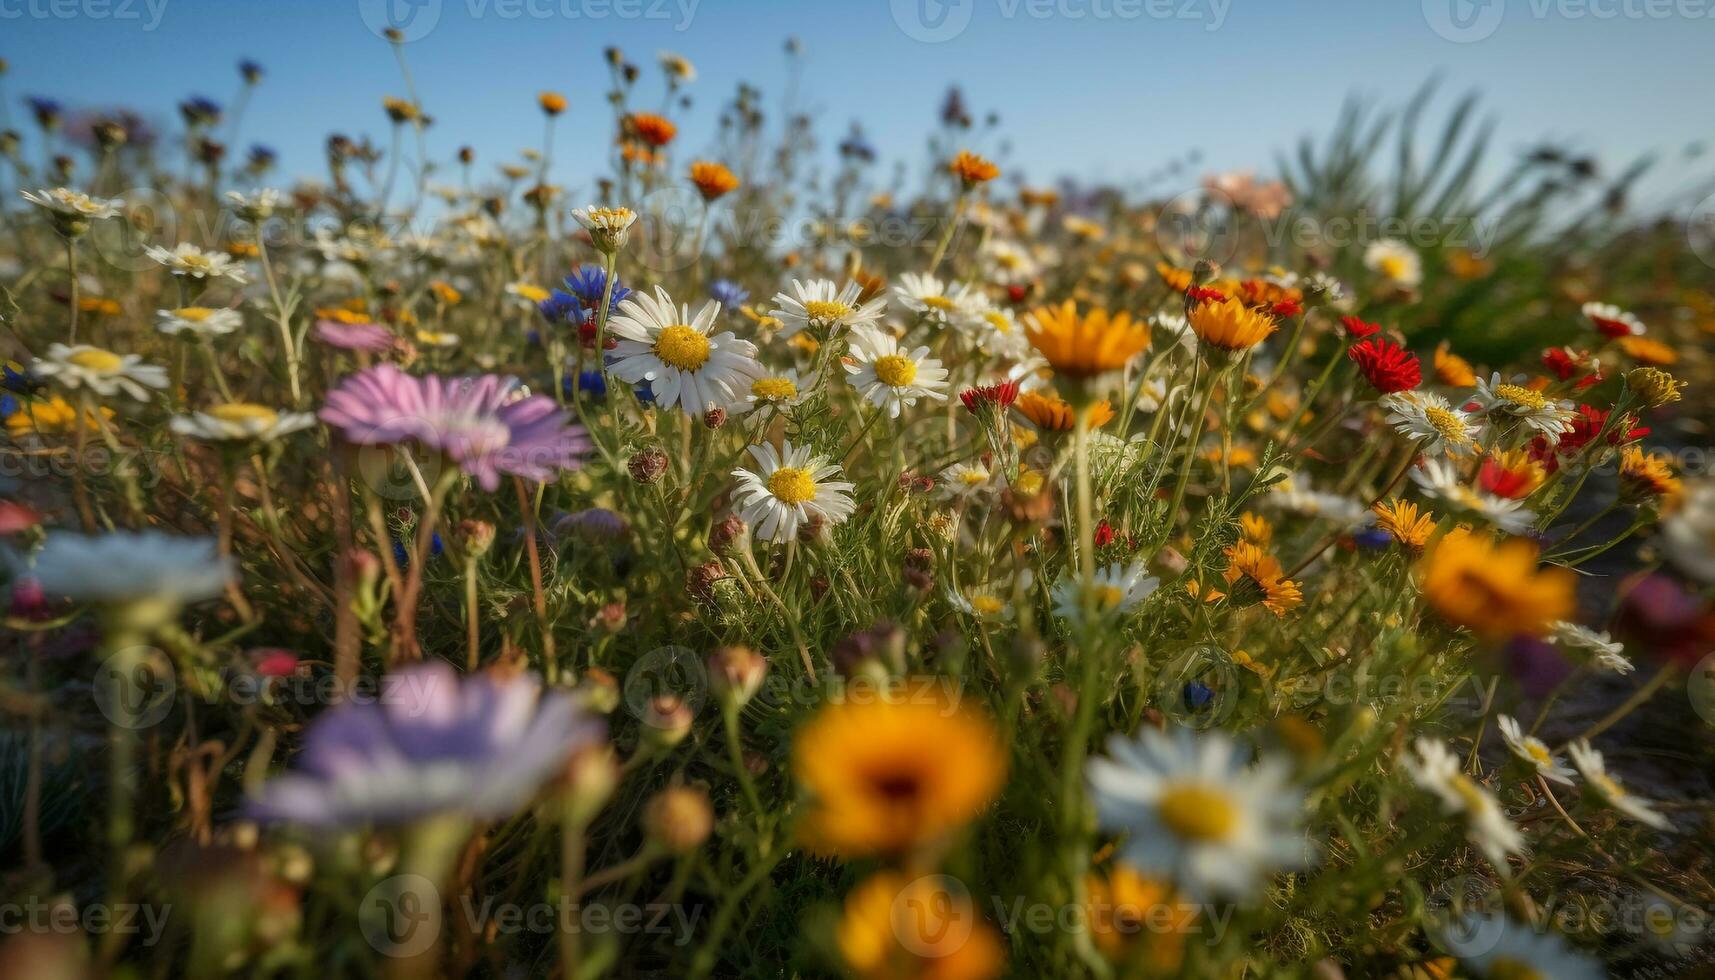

[1088,727,1307,900]
[730,440,857,544]
[1581,301,1644,337]
[1380,390,1482,457]
[171,403,316,443]
[1364,238,1422,288]
[767,278,886,339]
[34,344,169,401]
[1548,621,1630,675]
[1660,477,1715,585]
[1270,480,1375,530]
[1411,458,1535,535]
[978,238,1038,285]
[1567,739,1672,830]
[1404,738,1526,870]
[946,586,1012,620]
[569,205,636,253]
[1051,561,1159,622]
[743,368,807,409]
[1151,311,1198,356]
[1471,373,1577,442]
[156,306,243,337]
[892,272,983,331]
[1450,914,1604,980]
[223,188,279,221]
[28,531,235,607]
[143,242,250,283]
[970,305,1031,358]
[1306,272,1345,303]
[940,461,992,498]
[1135,376,1188,415]
[607,286,764,416]
[1496,715,1575,785]
[843,328,949,418]
[21,186,120,220]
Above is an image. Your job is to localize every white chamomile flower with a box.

[1411,458,1535,535]
[1660,477,1715,585]
[1472,373,1577,442]
[767,278,886,339]
[156,306,243,337]
[843,327,949,418]
[731,440,857,544]
[171,403,316,443]
[1271,480,1375,530]
[1548,621,1631,674]
[946,586,1011,620]
[414,329,460,349]
[978,238,1038,285]
[1567,739,1672,830]
[21,186,120,220]
[28,531,235,607]
[1052,561,1160,622]
[569,205,637,253]
[1380,390,1481,457]
[940,461,992,498]
[893,272,983,331]
[223,188,279,221]
[143,242,250,283]
[1364,238,1422,288]
[1404,737,1526,869]
[1581,301,1644,337]
[1151,311,1197,355]
[1088,727,1307,900]
[743,368,807,408]
[1306,271,1345,303]
[607,286,764,416]
[34,343,169,401]
[971,305,1030,358]
[1135,376,1187,414]
[1496,715,1575,785]
[1450,914,1604,980]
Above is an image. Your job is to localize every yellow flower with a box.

[429,280,462,306]
[1417,528,1574,639]
[835,872,1005,980]
[1618,446,1682,507]
[1617,335,1677,365]
[508,282,551,304]
[1222,541,1302,616]
[382,96,420,123]
[1238,512,1273,547]
[948,150,999,188]
[1084,867,1192,968]
[1188,297,1277,353]
[78,297,122,316]
[1156,262,1194,293]
[5,396,112,437]
[1373,498,1435,554]
[1433,341,1477,386]
[538,91,568,116]
[792,691,1005,857]
[1626,367,1684,408]
[1023,301,1150,379]
[1013,391,1114,432]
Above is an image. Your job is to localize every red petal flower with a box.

[1347,337,1421,394]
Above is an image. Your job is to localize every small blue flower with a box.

[1353,528,1392,550]
[179,96,223,126]
[239,59,265,83]
[0,394,19,420]
[709,279,749,308]
[563,371,607,400]
[537,289,584,325]
[1182,681,1214,711]
[247,144,278,168]
[26,97,63,126]
[562,265,630,315]
[633,382,656,405]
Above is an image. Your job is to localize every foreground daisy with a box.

[30,531,234,609]
[731,440,856,543]
[605,286,764,415]
[767,278,886,339]
[1449,913,1603,980]
[1088,727,1306,900]
[940,461,993,498]
[1379,390,1481,457]
[1403,738,1525,869]
[1496,715,1575,785]
[34,344,169,401]
[143,242,250,283]
[843,328,949,418]
[1364,238,1422,288]
[171,403,316,443]
[1567,740,1671,830]
[793,693,1005,856]
[1051,561,1159,622]
[1472,373,1577,442]
[21,187,120,234]
[156,306,243,337]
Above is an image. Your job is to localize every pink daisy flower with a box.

[313,319,398,353]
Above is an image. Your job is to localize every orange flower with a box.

[1188,297,1277,353]
[1156,262,1194,293]
[1433,341,1478,386]
[836,872,1005,980]
[1619,446,1682,506]
[1085,867,1192,969]
[1014,391,1114,432]
[1417,528,1574,639]
[627,111,677,147]
[538,91,568,116]
[1373,498,1435,554]
[687,160,739,200]
[1023,301,1150,379]
[1222,541,1302,616]
[948,150,999,187]
[1617,335,1678,365]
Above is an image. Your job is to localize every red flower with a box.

[960,380,1021,413]
[1616,573,1715,668]
[1340,315,1381,339]
[1005,284,1029,304]
[1094,519,1116,548]
[1270,299,1304,319]
[1347,337,1421,394]
[1541,346,1602,389]
[1186,285,1228,305]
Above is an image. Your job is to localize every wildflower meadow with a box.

[2,15,1715,980]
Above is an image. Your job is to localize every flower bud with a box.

[642,695,693,747]
[708,645,767,706]
[458,519,496,557]
[344,548,381,587]
[643,786,713,854]
[564,744,620,825]
[592,601,626,633]
[709,513,748,554]
[1627,367,1684,408]
[628,447,669,484]
[575,668,620,714]
[703,406,727,430]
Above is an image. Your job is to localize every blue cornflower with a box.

[239,59,265,84]
[709,279,749,308]
[537,289,584,325]
[1182,681,1215,711]
[633,382,656,405]
[1353,528,1393,550]
[248,144,278,168]
[179,96,223,127]
[563,371,607,400]
[26,97,63,127]
[562,265,630,315]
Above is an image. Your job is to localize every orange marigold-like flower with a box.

[538,91,568,116]
[1433,341,1478,386]
[1617,335,1678,366]
[1372,498,1436,554]
[627,111,677,147]
[1222,541,1303,616]
[1618,446,1682,506]
[1014,391,1114,432]
[949,149,999,187]
[688,160,740,200]
[1417,528,1574,639]
[1023,301,1150,379]
[1188,297,1277,353]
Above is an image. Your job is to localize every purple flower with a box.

[247,662,603,827]
[313,319,396,353]
[320,364,592,490]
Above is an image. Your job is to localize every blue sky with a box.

[3,0,1712,209]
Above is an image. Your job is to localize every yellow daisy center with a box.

[654,324,711,371]
[181,254,214,271]
[1379,255,1410,280]
[1487,958,1545,980]
[1451,775,1492,814]
[803,300,852,322]
[67,348,124,372]
[175,307,216,322]
[1424,405,1471,445]
[958,470,988,486]
[751,377,798,401]
[1525,742,1553,766]
[1094,584,1126,609]
[921,295,956,312]
[767,466,817,505]
[971,594,1006,615]
[208,403,279,426]
[872,354,919,388]
[983,311,1012,334]
[1156,783,1238,842]
[1591,771,1627,801]
[1495,384,1548,411]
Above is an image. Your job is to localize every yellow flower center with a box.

[767,466,817,505]
[1495,384,1548,411]
[971,594,1006,615]
[1424,405,1472,445]
[654,324,711,370]
[175,307,215,322]
[983,311,1012,334]
[1488,957,1545,980]
[872,354,918,388]
[1094,584,1126,609]
[958,470,988,486]
[750,377,798,401]
[67,348,124,372]
[208,403,279,426]
[1451,775,1491,814]
[1379,255,1410,281]
[1156,783,1238,842]
[181,254,214,271]
[1591,771,1627,801]
[921,295,956,312]
[803,300,852,323]
[1525,742,1554,766]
